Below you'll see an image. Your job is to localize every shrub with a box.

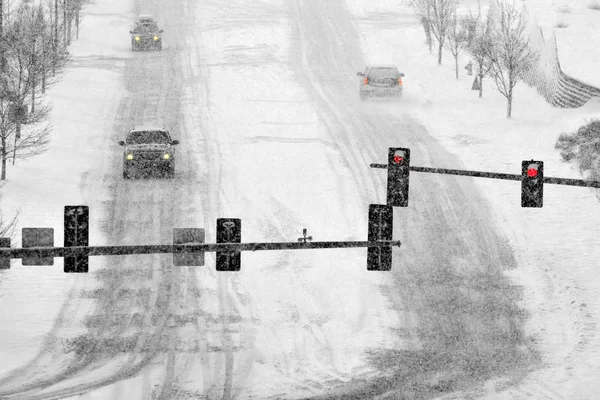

[589,2,600,10]
[556,119,600,172]
[554,21,569,28]
[577,119,600,139]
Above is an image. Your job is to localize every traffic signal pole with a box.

[0,240,402,260]
[370,163,600,188]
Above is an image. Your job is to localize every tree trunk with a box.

[438,41,443,65]
[42,46,46,94]
[53,0,58,76]
[507,78,513,118]
[421,18,432,54]
[76,9,79,39]
[31,39,36,113]
[63,0,67,48]
[67,10,71,45]
[0,0,4,74]
[12,122,19,165]
[454,55,459,79]
[1,135,5,180]
[479,72,484,98]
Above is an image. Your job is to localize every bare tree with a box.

[466,11,495,98]
[0,7,54,180]
[0,187,20,240]
[445,12,469,79]
[0,101,51,179]
[461,10,479,48]
[412,0,456,65]
[487,0,538,117]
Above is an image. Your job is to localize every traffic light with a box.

[64,205,89,273]
[521,160,544,208]
[216,218,241,271]
[367,204,393,271]
[387,147,410,207]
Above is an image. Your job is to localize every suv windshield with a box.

[136,23,159,33]
[127,131,171,144]
[368,68,399,79]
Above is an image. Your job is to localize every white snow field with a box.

[0,0,599,399]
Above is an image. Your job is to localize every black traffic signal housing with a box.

[216,218,241,271]
[521,160,544,208]
[367,204,393,271]
[64,205,89,273]
[387,147,410,207]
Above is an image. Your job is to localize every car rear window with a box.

[127,131,171,144]
[367,68,399,79]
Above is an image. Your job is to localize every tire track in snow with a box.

[169,2,261,396]
[0,0,200,397]
[289,0,539,399]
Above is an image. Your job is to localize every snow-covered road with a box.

[3,0,598,398]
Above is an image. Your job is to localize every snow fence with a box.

[522,6,600,108]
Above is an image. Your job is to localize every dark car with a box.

[118,128,179,179]
[130,14,164,51]
[357,65,405,101]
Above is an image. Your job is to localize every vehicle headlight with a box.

[163,153,170,160]
[135,36,141,41]
[153,35,159,41]
[127,153,133,160]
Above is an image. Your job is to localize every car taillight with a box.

[398,77,403,85]
[363,77,369,85]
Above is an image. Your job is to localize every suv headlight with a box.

[153,35,159,41]
[163,153,170,160]
[127,153,133,160]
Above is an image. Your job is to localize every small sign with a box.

[173,228,205,266]
[22,228,54,266]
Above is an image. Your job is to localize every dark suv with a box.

[357,65,405,101]
[118,128,179,179]
[130,15,164,51]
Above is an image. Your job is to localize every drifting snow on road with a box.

[1,0,600,399]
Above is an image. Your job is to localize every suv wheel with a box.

[166,164,175,179]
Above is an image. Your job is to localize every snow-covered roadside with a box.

[0,0,133,382]
[346,0,600,398]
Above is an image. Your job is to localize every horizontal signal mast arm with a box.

[370,164,600,187]
[0,240,402,259]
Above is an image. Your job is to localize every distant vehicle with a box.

[118,127,179,179]
[357,65,405,101]
[129,14,164,51]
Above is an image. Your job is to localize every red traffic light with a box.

[393,155,403,164]
[527,167,538,177]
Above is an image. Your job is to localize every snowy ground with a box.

[0,0,599,399]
